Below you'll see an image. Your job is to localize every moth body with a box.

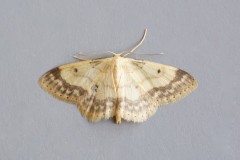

[39,29,197,124]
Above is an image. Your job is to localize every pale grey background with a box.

[0,0,239,160]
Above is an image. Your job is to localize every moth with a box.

[39,29,198,124]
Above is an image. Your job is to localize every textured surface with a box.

[0,0,240,160]
[39,56,197,123]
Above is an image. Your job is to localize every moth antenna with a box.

[74,51,118,59]
[76,52,87,56]
[121,29,148,57]
[107,51,118,55]
[73,55,87,61]
[134,52,165,56]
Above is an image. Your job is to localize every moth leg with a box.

[120,29,147,57]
